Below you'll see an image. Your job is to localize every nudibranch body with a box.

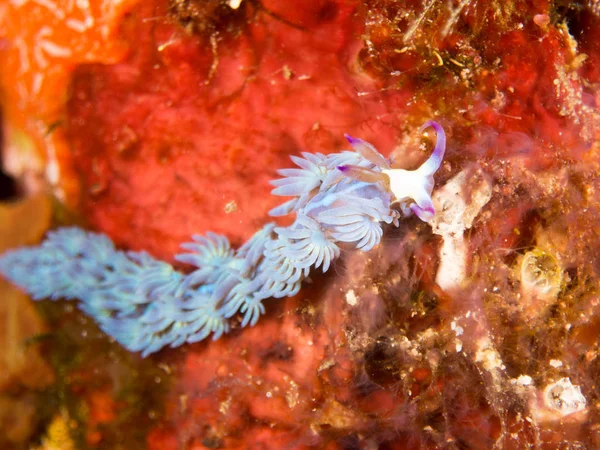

[0,122,446,356]
[338,120,446,222]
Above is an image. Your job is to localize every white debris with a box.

[345,289,358,306]
[430,166,492,290]
[549,359,563,368]
[474,339,505,372]
[450,320,464,336]
[228,0,243,9]
[529,377,588,424]
[516,375,533,386]
[543,378,587,416]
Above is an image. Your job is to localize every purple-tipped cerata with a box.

[344,133,391,169]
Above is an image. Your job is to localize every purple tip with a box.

[419,120,443,135]
[337,165,349,172]
[344,134,360,145]
[410,203,435,222]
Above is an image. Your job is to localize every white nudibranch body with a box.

[339,120,446,223]
[382,167,436,221]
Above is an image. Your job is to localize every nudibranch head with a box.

[340,121,446,222]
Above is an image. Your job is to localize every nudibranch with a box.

[338,120,445,222]
[0,122,446,356]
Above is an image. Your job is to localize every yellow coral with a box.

[33,411,75,450]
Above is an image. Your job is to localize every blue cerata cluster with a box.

[0,121,445,357]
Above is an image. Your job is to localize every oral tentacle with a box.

[418,120,446,176]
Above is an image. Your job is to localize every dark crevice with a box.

[0,172,18,200]
[0,109,20,200]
